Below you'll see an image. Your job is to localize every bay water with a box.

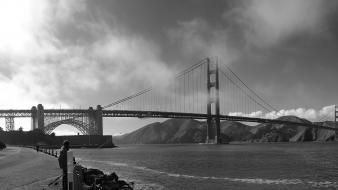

[73,142,338,190]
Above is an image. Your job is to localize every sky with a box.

[0,0,337,135]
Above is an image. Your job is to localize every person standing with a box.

[58,140,70,190]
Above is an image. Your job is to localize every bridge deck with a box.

[102,110,338,131]
[0,110,31,117]
[0,109,336,131]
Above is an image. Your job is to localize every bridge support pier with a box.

[96,105,103,135]
[206,58,221,144]
[31,106,37,130]
[88,107,95,135]
[88,105,103,135]
[5,116,14,131]
[31,104,44,131]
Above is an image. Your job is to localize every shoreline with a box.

[114,140,338,146]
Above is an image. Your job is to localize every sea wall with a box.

[0,129,115,148]
[54,135,114,148]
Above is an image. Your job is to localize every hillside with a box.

[114,116,337,144]
[114,119,206,144]
[313,121,337,141]
[249,116,313,142]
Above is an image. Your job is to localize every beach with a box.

[0,147,61,190]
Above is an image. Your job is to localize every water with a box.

[73,142,338,190]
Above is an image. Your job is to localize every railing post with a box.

[67,151,74,190]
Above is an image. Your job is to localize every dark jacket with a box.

[58,146,67,170]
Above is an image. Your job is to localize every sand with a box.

[0,147,62,190]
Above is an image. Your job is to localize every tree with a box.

[0,140,6,150]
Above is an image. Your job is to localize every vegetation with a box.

[0,127,6,150]
[0,128,115,148]
[0,140,6,150]
[115,116,337,144]
[0,128,59,146]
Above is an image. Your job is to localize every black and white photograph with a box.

[0,0,337,189]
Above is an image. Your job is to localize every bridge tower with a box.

[96,105,103,135]
[88,105,103,135]
[88,106,95,134]
[206,58,221,144]
[31,106,37,130]
[31,104,44,131]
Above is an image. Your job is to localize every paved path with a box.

[0,147,61,190]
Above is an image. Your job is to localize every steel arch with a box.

[44,118,90,135]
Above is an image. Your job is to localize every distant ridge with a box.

[114,116,337,144]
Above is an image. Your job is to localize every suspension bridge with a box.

[0,57,337,143]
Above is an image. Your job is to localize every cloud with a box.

[167,18,238,65]
[0,0,174,108]
[227,0,336,47]
[166,0,337,65]
[229,105,336,122]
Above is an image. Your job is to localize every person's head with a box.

[63,140,70,150]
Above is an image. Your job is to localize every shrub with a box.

[0,140,6,150]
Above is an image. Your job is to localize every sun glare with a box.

[0,0,45,53]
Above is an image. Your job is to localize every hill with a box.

[114,116,337,144]
[249,116,313,142]
[114,119,206,144]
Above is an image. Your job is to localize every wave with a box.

[77,158,338,189]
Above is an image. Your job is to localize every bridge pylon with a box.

[31,104,44,131]
[206,58,221,144]
[96,105,103,135]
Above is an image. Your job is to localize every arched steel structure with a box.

[44,118,90,135]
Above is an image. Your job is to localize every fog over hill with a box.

[114,116,337,144]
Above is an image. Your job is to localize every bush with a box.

[0,140,6,150]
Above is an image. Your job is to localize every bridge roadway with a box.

[0,109,88,117]
[103,110,338,131]
[0,109,336,131]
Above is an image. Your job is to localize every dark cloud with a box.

[0,0,337,133]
